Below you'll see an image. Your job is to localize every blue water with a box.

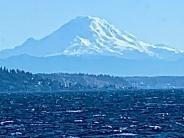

[0,90,184,137]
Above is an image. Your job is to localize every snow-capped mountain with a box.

[0,16,183,60]
[0,16,184,75]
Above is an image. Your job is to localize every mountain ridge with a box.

[1,54,184,76]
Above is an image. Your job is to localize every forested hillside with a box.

[40,73,130,90]
[0,67,63,92]
[0,67,130,92]
[1,67,183,92]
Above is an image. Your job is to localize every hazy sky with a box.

[0,0,184,50]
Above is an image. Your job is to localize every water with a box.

[0,90,184,137]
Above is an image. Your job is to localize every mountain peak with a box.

[71,16,105,23]
[62,16,119,34]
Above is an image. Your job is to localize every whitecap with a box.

[114,133,137,136]
[66,110,82,113]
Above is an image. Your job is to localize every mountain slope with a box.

[0,16,183,60]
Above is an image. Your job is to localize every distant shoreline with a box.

[0,88,184,94]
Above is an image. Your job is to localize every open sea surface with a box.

[0,90,184,137]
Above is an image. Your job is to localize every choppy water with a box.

[0,90,184,137]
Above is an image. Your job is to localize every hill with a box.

[0,67,130,92]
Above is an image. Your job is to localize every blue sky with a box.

[0,0,184,50]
